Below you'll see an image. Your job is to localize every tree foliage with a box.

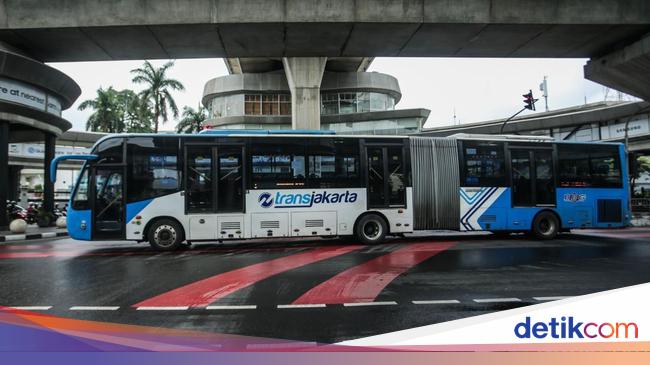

[131,61,185,133]
[176,105,207,134]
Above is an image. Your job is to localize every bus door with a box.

[91,166,125,239]
[365,144,406,208]
[185,144,244,214]
[509,147,555,207]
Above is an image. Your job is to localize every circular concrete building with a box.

[0,43,80,229]
[202,66,429,135]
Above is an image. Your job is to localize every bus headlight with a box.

[80,220,87,230]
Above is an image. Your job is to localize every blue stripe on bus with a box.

[126,199,153,223]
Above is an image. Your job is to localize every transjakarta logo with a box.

[258,191,358,208]
[563,193,587,203]
[515,316,638,340]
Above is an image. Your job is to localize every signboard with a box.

[0,77,63,116]
[602,116,650,140]
[8,143,90,158]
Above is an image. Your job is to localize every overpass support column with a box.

[0,121,8,229]
[585,34,650,101]
[43,133,55,213]
[283,57,327,130]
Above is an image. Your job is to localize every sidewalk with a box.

[0,225,68,242]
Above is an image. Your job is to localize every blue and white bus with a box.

[51,131,630,250]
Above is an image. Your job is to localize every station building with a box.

[201,58,430,135]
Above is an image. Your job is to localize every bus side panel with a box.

[459,187,508,231]
[67,206,92,241]
[125,192,188,240]
[557,188,629,229]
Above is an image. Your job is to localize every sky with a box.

[48,57,630,132]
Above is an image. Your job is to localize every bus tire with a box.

[532,211,559,240]
[355,214,387,245]
[148,218,184,251]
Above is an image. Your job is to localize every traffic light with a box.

[523,90,537,111]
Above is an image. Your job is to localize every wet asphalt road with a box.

[0,228,649,343]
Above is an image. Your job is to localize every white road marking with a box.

[473,298,521,303]
[205,305,257,310]
[343,301,398,307]
[136,306,189,311]
[8,306,52,310]
[277,304,326,309]
[533,296,573,301]
[412,300,461,305]
[69,306,120,311]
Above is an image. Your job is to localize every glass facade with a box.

[321,92,396,115]
[322,118,422,135]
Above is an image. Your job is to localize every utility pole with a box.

[539,76,549,112]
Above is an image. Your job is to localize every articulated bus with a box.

[51,130,630,250]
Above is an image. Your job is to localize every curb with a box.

[0,231,68,243]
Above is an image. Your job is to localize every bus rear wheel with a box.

[148,219,184,251]
[532,211,559,240]
[355,214,387,245]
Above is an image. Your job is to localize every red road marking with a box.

[134,245,362,308]
[293,241,456,305]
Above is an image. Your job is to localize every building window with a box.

[321,93,339,115]
[245,94,261,115]
[280,94,291,115]
[339,93,357,114]
[462,141,506,187]
[244,94,291,116]
[262,94,279,115]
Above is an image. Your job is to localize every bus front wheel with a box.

[148,219,184,251]
[532,212,559,240]
[355,214,388,245]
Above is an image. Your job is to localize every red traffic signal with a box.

[523,90,537,111]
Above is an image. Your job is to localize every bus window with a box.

[558,144,621,188]
[461,141,506,187]
[306,138,360,188]
[251,139,305,189]
[126,137,180,202]
[387,146,406,206]
[71,166,89,210]
[95,138,123,164]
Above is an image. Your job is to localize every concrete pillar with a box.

[8,165,22,202]
[282,57,327,130]
[0,121,8,229]
[43,132,55,213]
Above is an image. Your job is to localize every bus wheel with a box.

[355,214,387,245]
[532,212,559,240]
[148,219,184,251]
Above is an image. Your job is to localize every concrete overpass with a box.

[420,100,650,151]
[1,0,649,102]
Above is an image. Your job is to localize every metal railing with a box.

[631,198,650,212]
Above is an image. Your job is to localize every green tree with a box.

[118,89,154,133]
[131,61,185,133]
[176,105,207,134]
[78,87,124,133]
[631,155,650,197]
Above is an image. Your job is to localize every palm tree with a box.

[118,89,154,132]
[131,61,185,133]
[176,105,207,134]
[78,87,124,133]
